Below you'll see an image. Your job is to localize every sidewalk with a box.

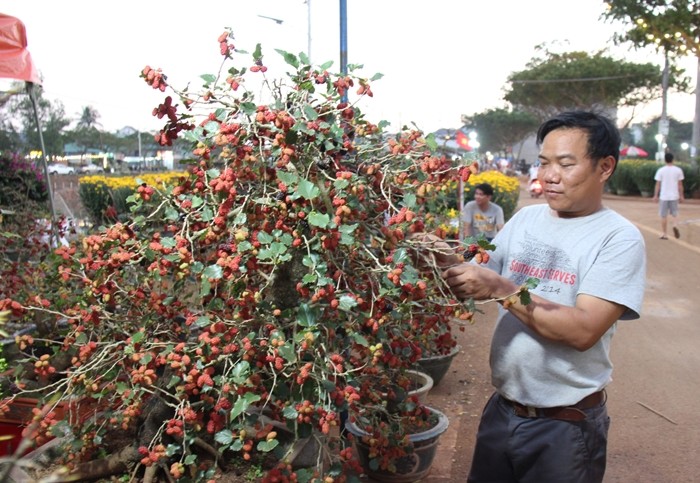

[420,184,700,481]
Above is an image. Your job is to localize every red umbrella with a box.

[620,145,649,157]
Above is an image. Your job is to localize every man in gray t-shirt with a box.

[430,111,646,483]
[462,182,504,241]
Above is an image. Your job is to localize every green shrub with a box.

[609,159,640,195]
[630,160,658,196]
[78,181,114,226]
[679,162,700,197]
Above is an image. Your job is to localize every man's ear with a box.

[599,156,616,181]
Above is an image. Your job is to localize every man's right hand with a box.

[407,233,462,270]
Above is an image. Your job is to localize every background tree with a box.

[602,0,700,165]
[504,47,687,119]
[461,108,539,158]
[1,84,69,157]
[65,105,105,159]
[621,116,693,160]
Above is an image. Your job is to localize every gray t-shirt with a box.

[485,204,646,407]
[462,201,504,240]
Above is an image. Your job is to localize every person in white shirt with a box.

[653,152,685,239]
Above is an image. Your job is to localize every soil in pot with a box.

[346,405,449,483]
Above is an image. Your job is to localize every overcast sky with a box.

[1,0,696,134]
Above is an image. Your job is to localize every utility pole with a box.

[307,0,312,62]
[657,48,670,162]
[339,0,348,100]
[692,58,700,165]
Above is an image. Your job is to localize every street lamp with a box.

[654,133,666,161]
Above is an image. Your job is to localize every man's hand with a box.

[407,232,462,270]
[441,263,517,301]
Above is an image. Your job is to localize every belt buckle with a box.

[526,406,537,418]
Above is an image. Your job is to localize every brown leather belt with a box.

[502,390,606,422]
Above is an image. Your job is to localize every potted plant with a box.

[1,32,485,481]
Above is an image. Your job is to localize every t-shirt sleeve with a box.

[578,228,646,320]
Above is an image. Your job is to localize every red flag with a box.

[455,130,472,151]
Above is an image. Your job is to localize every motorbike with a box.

[529,178,543,198]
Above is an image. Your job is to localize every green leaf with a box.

[283,405,298,420]
[338,295,358,311]
[308,211,329,228]
[200,206,214,222]
[257,439,279,452]
[297,303,318,327]
[230,392,261,419]
[393,248,409,264]
[201,74,216,84]
[238,241,253,253]
[204,121,220,136]
[297,179,320,200]
[277,343,296,363]
[203,265,223,280]
[370,72,384,81]
[302,274,317,284]
[275,49,299,68]
[338,223,358,235]
[299,52,310,65]
[199,278,211,297]
[277,171,299,187]
[195,316,210,328]
[191,196,204,209]
[257,231,273,244]
[333,178,350,190]
[231,360,250,384]
[131,331,144,344]
[184,454,197,465]
[351,332,369,347]
[402,193,417,209]
[165,206,179,221]
[524,277,540,289]
[303,104,319,120]
[253,43,263,61]
[295,469,314,483]
[215,429,234,445]
[240,102,257,115]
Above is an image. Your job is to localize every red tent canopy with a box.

[0,13,41,84]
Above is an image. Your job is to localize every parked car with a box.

[80,164,104,173]
[47,163,75,175]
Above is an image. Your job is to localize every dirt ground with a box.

[419,183,700,482]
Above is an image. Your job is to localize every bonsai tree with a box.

[1,31,491,482]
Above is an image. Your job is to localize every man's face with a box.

[474,189,490,208]
[538,128,613,218]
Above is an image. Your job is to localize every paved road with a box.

[422,184,700,482]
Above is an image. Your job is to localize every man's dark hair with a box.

[536,111,621,172]
[664,152,674,163]
[474,183,494,197]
